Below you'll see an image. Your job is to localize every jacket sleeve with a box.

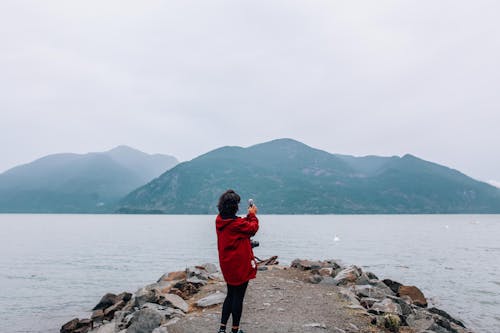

[233,213,259,236]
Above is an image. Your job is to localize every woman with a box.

[215,189,259,333]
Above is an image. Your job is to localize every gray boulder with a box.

[196,291,227,307]
[333,266,362,286]
[370,298,402,315]
[318,267,333,276]
[428,307,465,328]
[406,312,436,332]
[186,266,210,280]
[140,303,184,319]
[338,288,361,306]
[387,295,414,317]
[151,327,169,333]
[291,259,323,270]
[308,274,322,284]
[158,294,189,313]
[355,272,371,285]
[126,308,162,333]
[201,263,219,274]
[104,300,125,319]
[352,285,392,300]
[382,279,402,294]
[93,293,118,311]
[186,277,207,286]
[115,311,135,331]
[134,288,158,307]
[89,323,115,333]
[318,276,337,285]
[359,297,379,309]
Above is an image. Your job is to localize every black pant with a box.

[221,281,249,327]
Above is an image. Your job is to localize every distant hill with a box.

[0,146,178,213]
[118,138,500,214]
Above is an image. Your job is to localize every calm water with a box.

[0,214,499,333]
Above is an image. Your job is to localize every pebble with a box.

[303,323,327,329]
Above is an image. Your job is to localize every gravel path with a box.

[168,267,381,333]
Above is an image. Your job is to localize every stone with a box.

[359,297,379,309]
[383,314,401,332]
[104,300,125,318]
[428,307,465,328]
[89,323,115,333]
[290,259,322,270]
[159,294,189,313]
[152,327,169,333]
[369,280,395,293]
[366,271,378,280]
[370,298,402,315]
[405,313,435,331]
[170,280,200,299]
[308,275,322,284]
[208,272,223,280]
[186,266,210,280]
[257,266,268,271]
[382,279,403,294]
[319,276,337,285]
[158,271,186,282]
[353,285,392,300]
[202,263,219,274]
[303,323,327,329]
[121,299,135,313]
[319,267,333,276]
[433,317,456,333]
[141,303,184,319]
[185,276,207,286]
[333,265,362,286]
[79,319,92,327]
[93,293,118,311]
[61,318,79,333]
[338,288,360,306]
[151,281,174,296]
[134,288,158,307]
[387,296,413,316]
[355,273,370,285]
[196,291,227,307]
[91,309,105,321]
[399,285,427,307]
[73,327,90,333]
[117,292,133,303]
[114,311,134,330]
[126,308,162,333]
[322,259,343,269]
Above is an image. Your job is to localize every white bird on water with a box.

[334,235,341,242]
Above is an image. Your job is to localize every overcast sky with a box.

[1,0,499,185]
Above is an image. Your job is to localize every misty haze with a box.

[1,1,499,333]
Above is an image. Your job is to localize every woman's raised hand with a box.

[248,205,258,215]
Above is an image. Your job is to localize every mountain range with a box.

[0,146,178,213]
[118,139,500,214]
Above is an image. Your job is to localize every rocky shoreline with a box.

[61,259,473,333]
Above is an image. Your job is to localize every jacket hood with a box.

[216,214,237,231]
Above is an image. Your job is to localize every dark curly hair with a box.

[217,189,241,218]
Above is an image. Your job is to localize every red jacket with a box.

[216,213,259,286]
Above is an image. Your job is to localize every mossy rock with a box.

[383,314,401,332]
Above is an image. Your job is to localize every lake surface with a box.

[0,214,499,333]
